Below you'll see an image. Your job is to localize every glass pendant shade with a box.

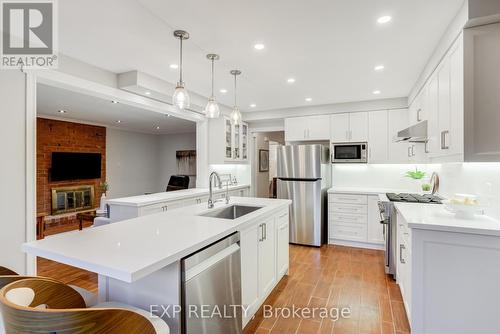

[230,106,242,125]
[205,96,220,118]
[172,82,190,110]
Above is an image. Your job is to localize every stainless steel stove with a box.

[378,193,443,278]
[385,193,443,204]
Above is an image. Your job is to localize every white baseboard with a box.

[328,238,385,250]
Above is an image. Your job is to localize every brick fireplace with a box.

[37,118,106,234]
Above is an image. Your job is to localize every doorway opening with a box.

[252,131,285,198]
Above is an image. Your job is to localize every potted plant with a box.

[405,168,431,193]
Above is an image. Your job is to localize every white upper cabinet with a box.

[284,115,330,142]
[208,116,249,164]
[330,113,350,142]
[349,112,369,142]
[330,112,367,143]
[368,110,388,163]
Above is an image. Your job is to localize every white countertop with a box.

[395,202,500,237]
[23,197,291,283]
[328,186,412,195]
[106,184,251,207]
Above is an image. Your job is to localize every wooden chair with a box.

[0,267,18,276]
[0,278,169,334]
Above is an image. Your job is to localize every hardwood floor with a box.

[37,221,98,293]
[244,244,410,334]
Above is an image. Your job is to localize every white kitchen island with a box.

[23,197,291,334]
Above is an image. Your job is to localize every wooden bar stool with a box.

[0,278,170,334]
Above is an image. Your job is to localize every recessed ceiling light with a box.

[250,103,256,108]
[58,109,67,113]
[156,126,160,130]
[373,90,381,95]
[287,78,296,84]
[305,97,312,102]
[169,64,179,69]
[144,91,151,95]
[377,16,392,24]
[116,120,122,123]
[254,43,265,50]
[220,88,228,93]
[374,65,385,71]
[111,100,119,104]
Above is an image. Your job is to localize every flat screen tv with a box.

[50,152,102,181]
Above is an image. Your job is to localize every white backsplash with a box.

[332,163,500,220]
[209,164,251,186]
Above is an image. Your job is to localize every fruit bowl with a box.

[443,194,484,219]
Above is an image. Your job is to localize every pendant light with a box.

[230,70,242,125]
[172,30,190,110]
[205,54,220,118]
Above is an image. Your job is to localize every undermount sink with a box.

[199,205,263,220]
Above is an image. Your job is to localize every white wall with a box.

[0,71,27,274]
[106,129,196,198]
[158,132,197,189]
[332,163,500,220]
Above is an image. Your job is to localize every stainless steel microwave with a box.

[331,142,368,163]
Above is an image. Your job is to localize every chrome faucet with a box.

[208,171,222,208]
[430,172,440,195]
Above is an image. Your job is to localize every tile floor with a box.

[244,244,410,334]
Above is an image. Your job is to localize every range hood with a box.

[395,120,428,143]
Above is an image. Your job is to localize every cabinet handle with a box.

[258,224,263,242]
[407,146,412,158]
[263,223,267,240]
[441,130,450,150]
[424,141,429,154]
[417,108,422,122]
[412,145,415,157]
[399,244,406,264]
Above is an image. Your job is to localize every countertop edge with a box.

[107,184,251,207]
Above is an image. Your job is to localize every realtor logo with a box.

[1,0,58,69]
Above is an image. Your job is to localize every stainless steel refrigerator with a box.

[277,144,330,247]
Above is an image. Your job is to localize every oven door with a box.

[332,143,367,163]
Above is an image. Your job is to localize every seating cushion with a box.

[5,287,35,306]
[69,285,98,307]
[91,301,169,334]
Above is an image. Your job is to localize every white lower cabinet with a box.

[276,211,289,278]
[328,193,384,248]
[258,218,276,299]
[396,212,412,322]
[240,209,289,328]
[240,223,260,326]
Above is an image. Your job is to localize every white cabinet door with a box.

[349,112,369,142]
[241,123,249,161]
[367,196,384,244]
[276,211,289,278]
[240,224,260,326]
[330,113,350,142]
[387,109,410,163]
[449,40,464,158]
[258,218,276,299]
[307,115,330,140]
[368,110,388,163]
[437,59,451,157]
[427,73,440,156]
[284,117,307,142]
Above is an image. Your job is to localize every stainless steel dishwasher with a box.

[181,232,242,334]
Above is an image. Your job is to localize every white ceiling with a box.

[57,0,464,112]
[37,84,196,134]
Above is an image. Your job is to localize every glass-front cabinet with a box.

[209,116,249,164]
[241,123,248,160]
[225,118,233,159]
